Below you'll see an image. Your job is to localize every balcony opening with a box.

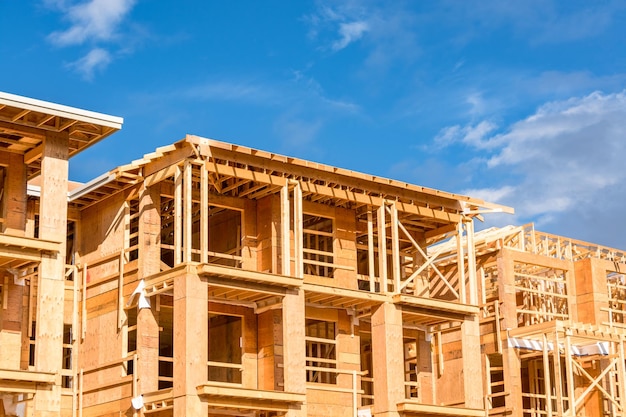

[208,313,243,384]
[207,206,242,268]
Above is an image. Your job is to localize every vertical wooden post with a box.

[81,264,87,341]
[377,206,387,292]
[174,165,182,265]
[367,210,376,293]
[200,165,208,264]
[543,333,553,417]
[457,222,466,304]
[564,333,576,416]
[553,331,564,415]
[462,315,483,408]
[389,203,401,293]
[118,250,125,330]
[283,288,306,417]
[292,182,303,279]
[617,341,626,412]
[183,160,192,263]
[34,130,69,415]
[137,184,161,393]
[173,269,208,416]
[371,302,404,417]
[466,219,478,305]
[280,185,290,276]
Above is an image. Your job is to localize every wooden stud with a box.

[184,160,192,263]
[174,164,182,265]
[377,205,387,292]
[542,333,553,417]
[389,203,401,293]
[201,164,208,263]
[466,219,478,305]
[280,184,290,276]
[293,181,303,279]
[456,221,466,304]
[367,210,376,293]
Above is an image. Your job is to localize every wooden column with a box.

[183,161,192,263]
[498,248,523,414]
[292,182,303,279]
[389,203,401,293]
[34,130,69,416]
[174,165,182,265]
[377,206,387,292]
[280,185,290,276]
[466,219,478,305]
[461,314,483,408]
[371,302,404,417]
[137,184,161,393]
[282,289,306,417]
[456,222,466,304]
[173,269,208,416]
[367,210,376,292]
[3,153,27,235]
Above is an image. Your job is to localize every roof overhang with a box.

[0,91,123,179]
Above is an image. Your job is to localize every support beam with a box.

[372,302,404,417]
[34,130,69,416]
[283,289,306,417]
[137,184,161,393]
[173,271,208,416]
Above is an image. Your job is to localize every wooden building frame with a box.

[2,91,626,417]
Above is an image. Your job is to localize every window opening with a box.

[128,198,139,262]
[207,206,242,267]
[404,335,419,399]
[158,295,174,389]
[515,262,568,326]
[360,327,374,406]
[62,324,73,389]
[28,321,36,367]
[160,193,175,268]
[305,318,337,384]
[303,214,334,278]
[125,307,137,375]
[487,354,505,409]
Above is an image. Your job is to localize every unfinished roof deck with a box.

[67,134,512,227]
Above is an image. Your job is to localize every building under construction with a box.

[1,91,626,417]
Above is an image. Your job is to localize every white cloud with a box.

[48,0,136,46]
[434,120,497,149]
[46,0,137,78]
[331,21,369,51]
[68,47,111,80]
[455,90,626,247]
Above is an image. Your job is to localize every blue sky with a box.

[2,0,626,249]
